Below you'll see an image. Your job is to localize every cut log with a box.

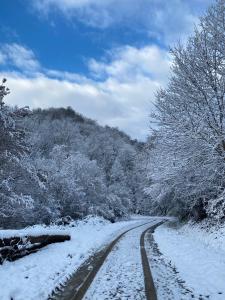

[0,234,70,264]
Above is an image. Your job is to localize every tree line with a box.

[0,83,149,228]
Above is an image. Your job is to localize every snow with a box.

[154,221,225,300]
[0,215,155,300]
[84,219,161,300]
[0,225,70,239]
[145,230,194,300]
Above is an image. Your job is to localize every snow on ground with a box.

[145,230,194,300]
[0,225,70,239]
[84,219,160,300]
[153,221,225,300]
[0,215,153,300]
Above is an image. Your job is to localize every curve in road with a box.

[51,219,163,300]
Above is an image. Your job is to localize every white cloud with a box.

[0,43,41,73]
[46,69,89,83]
[1,43,171,140]
[3,73,159,140]
[89,45,171,82]
[33,0,116,28]
[0,51,6,64]
[31,0,213,44]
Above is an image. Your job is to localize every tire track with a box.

[50,219,163,300]
[140,222,165,300]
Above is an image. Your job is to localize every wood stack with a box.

[0,234,70,264]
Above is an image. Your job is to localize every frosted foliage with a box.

[1,93,148,228]
[148,0,225,221]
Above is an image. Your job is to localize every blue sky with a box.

[0,0,214,140]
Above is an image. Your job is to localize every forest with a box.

[0,88,151,228]
[1,0,225,229]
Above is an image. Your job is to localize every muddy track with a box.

[140,222,164,300]
[50,220,163,300]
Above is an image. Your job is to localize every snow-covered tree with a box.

[0,80,55,228]
[1,91,148,228]
[148,0,225,220]
[0,79,33,227]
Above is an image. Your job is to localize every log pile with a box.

[0,234,70,264]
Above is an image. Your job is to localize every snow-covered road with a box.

[5,216,224,300]
[0,216,162,300]
[83,220,160,300]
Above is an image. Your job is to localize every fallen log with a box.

[0,234,70,264]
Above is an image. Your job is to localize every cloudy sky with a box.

[0,0,213,140]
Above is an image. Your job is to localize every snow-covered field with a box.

[0,215,153,300]
[153,221,225,300]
